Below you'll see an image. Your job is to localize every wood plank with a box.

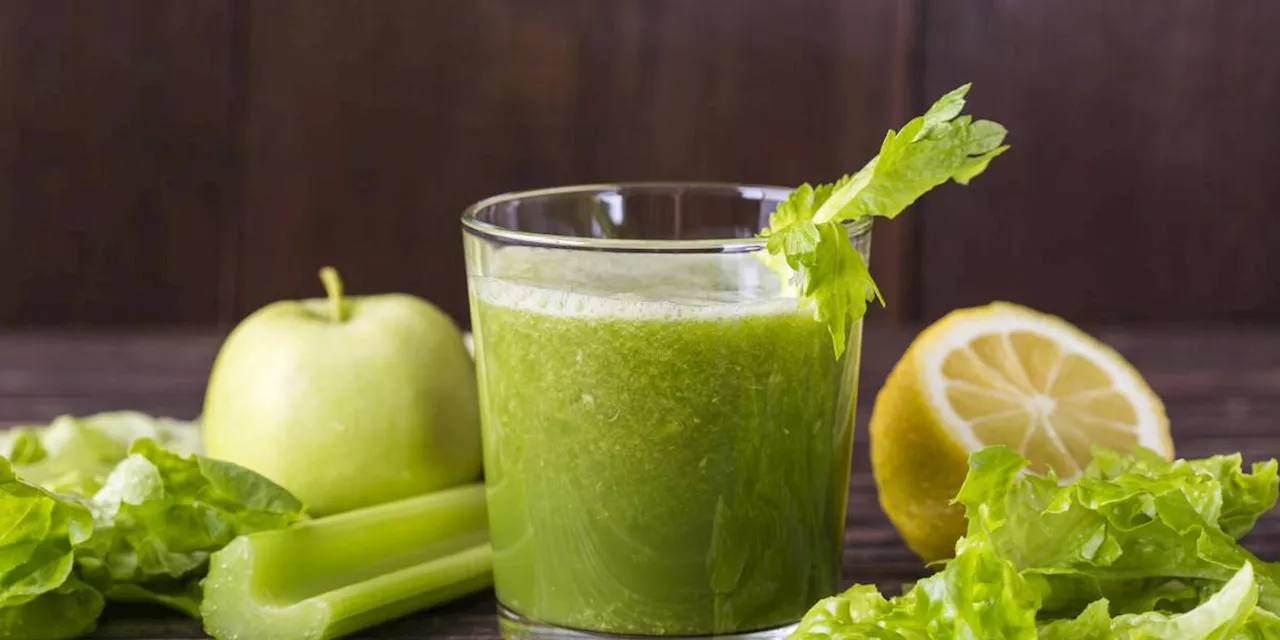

[867,0,925,323]
[0,1,241,324]
[239,0,906,326]
[918,1,1280,322]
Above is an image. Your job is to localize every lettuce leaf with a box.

[0,458,101,639]
[2,412,201,495]
[1039,564,1268,639]
[791,447,1280,640]
[0,576,103,640]
[0,416,304,636]
[792,536,1040,639]
[75,440,304,611]
[957,447,1280,618]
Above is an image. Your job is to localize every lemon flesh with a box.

[870,302,1171,562]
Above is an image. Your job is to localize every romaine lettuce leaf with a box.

[791,446,1280,640]
[791,536,1040,639]
[958,447,1280,618]
[1040,564,1265,639]
[0,429,43,465]
[1,414,304,633]
[0,458,101,639]
[3,412,200,495]
[75,439,304,611]
[0,576,103,640]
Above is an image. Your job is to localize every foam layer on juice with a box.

[473,278,805,321]
[472,250,805,321]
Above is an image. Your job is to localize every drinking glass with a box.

[462,184,871,639]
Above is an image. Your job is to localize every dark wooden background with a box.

[1,0,1278,328]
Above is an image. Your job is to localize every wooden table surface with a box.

[3,327,1278,639]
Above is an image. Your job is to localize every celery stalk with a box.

[201,483,492,640]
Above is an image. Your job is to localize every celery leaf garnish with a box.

[762,84,1009,355]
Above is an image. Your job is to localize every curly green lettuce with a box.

[0,412,201,495]
[76,440,305,615]
[792,447,1280,640]
[0,459,101,639]
[0,431,304,639]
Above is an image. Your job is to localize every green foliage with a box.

[791,447,1280,639]
[761,84,1008,355]
[0,414,303,639]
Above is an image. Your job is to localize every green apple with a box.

[203,267,481,516]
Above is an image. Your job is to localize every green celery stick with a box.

[201,483,492,640]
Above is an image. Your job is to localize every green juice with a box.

[470,252,860,636]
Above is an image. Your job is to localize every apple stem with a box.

[319,267,347,322]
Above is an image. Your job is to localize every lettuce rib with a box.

[201,483,492,640]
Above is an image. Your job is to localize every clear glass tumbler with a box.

[462,184,871,639]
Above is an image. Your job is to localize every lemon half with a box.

[870,302,1172,562]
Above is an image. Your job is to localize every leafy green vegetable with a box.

[761,84,1008,355]
[201,483,492,640]
[0,458,100,639]
[0,576,104,640]
[792,535,1042,639]
[791,447,1280,640]
[1039,564,1277,639]
[1,412,201,495]
[959,447,1280,618]
[0,414,304,640]
[75,440,304,613]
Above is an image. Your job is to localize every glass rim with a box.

[460,182,873,254]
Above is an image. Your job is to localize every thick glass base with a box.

[498,605,798,640]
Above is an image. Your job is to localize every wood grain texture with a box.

[0,1,240,325]
[237,0,905,325]
[0,328,1273,637]
[866,0,925,323]
[3,1,1279,325]
[918,1,1280,323]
